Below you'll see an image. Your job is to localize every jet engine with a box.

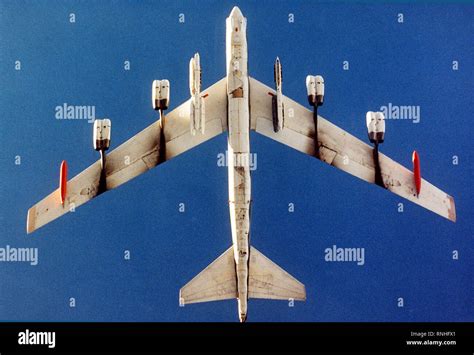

[189,53,206,135]
[306,75,324,107]
[366,111,385,144]
[272,57,284,132]
[93,118,112,191]
[152,80,170,111]
[93,118,111,151]
[306,74,325,158]
[366,111,385,187]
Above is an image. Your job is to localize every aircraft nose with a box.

[230,6,243,18]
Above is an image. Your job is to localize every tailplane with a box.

[248,246,306,301]
[179,245,306,306]
[179,246,237,305]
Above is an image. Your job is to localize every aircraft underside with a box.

[26,6,455,322]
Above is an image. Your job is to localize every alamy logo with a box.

[217,150,257,171]
[55,103,96,123]
[324,245,365,266]
[18,329,55,349]
[380,103,420,123]
[0,245,38,266]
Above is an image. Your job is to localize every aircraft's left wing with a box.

[249,77,456,222]
[27,78,227,234]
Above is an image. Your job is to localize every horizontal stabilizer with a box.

[249,246,306,301]
[179,246,237,305]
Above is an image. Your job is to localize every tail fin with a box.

[179,246,237,305]
[248,246,306,301]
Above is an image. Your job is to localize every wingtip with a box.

[26,206,36,234]
[447,195,456,223]
[178,289,185,307]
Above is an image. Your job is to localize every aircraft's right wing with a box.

[27,78,228,234]
[249,77,456,222]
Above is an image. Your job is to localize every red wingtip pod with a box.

[412,151,421,196]
[59,160,68,205]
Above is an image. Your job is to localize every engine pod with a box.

[93,119,111,151]
[152,80,170,111]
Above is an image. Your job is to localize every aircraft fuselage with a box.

[225,7,251,323]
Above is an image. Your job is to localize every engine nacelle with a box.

[189,53,205,135]
[272,57,284,132]
[306,75,324,107]
[93,118,111,151]
[274,57,282,88]
[189,53,201,97]
[366,111,385,143]
[152,79,170,111]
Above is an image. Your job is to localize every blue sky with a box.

[0,0,473,322]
